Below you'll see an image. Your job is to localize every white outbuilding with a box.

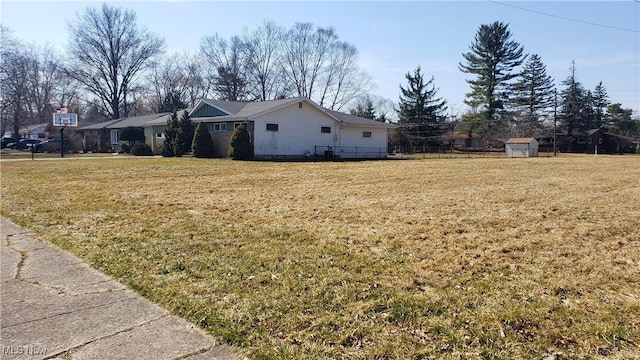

[505,137,539,157]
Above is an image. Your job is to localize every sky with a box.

[1,1,639,116]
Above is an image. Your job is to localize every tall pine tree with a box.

[591,81,609,129]
[396,66,447,150]
[559,61,592,150]
[459,21,525,140]
[178,110,194,154]
[162,110,180,157]
[510,54,555,136]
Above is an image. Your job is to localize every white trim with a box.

[110,129,119,144]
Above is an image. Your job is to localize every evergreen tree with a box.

[559,61,592,150]
[459,21,525,139]
[178,110,194,154]
[119,126,145,148]
[510,54,555,136]
[162,110,179,157]
[591,81,609,128]
[606,103,638,137]
[396,66,447,149]
[158,90,187,113]
[350,97,376,119]
[227,123,252,160]
[192,122,215,158]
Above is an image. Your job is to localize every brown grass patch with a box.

[1,155,639,358]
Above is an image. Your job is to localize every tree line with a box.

[0,3,374,140]
[2,5,637,150]
[392,21,638,152]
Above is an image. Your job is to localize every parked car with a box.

[2,137,16,148]
[33,139,75,153]
[6,138,42,150]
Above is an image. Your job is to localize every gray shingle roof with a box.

[78,111,190,130]
[200,99,250,115]
[326,109,395,128]
[77,98,395,130]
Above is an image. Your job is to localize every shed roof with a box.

[506,137,537,144]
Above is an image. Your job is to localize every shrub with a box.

[163,110,180,157]
[120,142,131,154]
[228,123,252,160]
[120,127,145,146]
[192,122,215,158]
[131,143,153,156]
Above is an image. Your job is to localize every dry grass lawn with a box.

[1,155,639,359]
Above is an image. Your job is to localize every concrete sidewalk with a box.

[0,217,245,360]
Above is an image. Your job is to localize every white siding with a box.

[253,103,337,157]
[251,101,389,159]
[506,142,538,157]
[339,126,388,159]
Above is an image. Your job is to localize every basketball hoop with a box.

[53,113,78,127]
[52,112,78,158]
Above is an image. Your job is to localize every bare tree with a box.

[281,23,333,101]
[1,27,31,140]
[183,53,212,107]
[66,3,164,119]
[25,44,61,124]
[280,23,371,110]
[242,20,286,101]
[147,53,190,112]
[200,34,248,101]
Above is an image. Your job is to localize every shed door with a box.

[512,149,527,157]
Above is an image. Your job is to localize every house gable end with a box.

[190,104,230,118]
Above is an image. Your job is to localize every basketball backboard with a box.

[53,113,78,127]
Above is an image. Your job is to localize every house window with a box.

[110,129,119,144]
[214,123,227,132]
[599,138,602,145]
[298,102,303,109]
[266,123,279,131]
[156,133,163,138]
[588,138,592,144]
[321,126,331,134]
[362,131,372,138]
[577,138,587,144]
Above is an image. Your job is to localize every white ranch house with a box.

[81,97,394,159]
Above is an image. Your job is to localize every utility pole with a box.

[553,89,558,157]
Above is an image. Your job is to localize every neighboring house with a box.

[505,137,538,157]
[146,97,394,159]
[78,112,187,152]
[3,123,49,140]
[439,130,490,150]
[569,129,638,154]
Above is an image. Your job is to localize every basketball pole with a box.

[60,126,65,158]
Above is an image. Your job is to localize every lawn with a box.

[1,155,638,359]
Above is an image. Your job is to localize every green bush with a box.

[131,143,153,156]
[192,122,215,158]
[120,126,145,145]
[120,142,131,154]
[228,123,252,160]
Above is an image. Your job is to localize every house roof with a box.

[20,123,49,133]
[506,137,537,144]
[196,99,251,115]
[326,110,395,128]
[77,98,395,130]
[79,110,189,130]
[193,97,394,128]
